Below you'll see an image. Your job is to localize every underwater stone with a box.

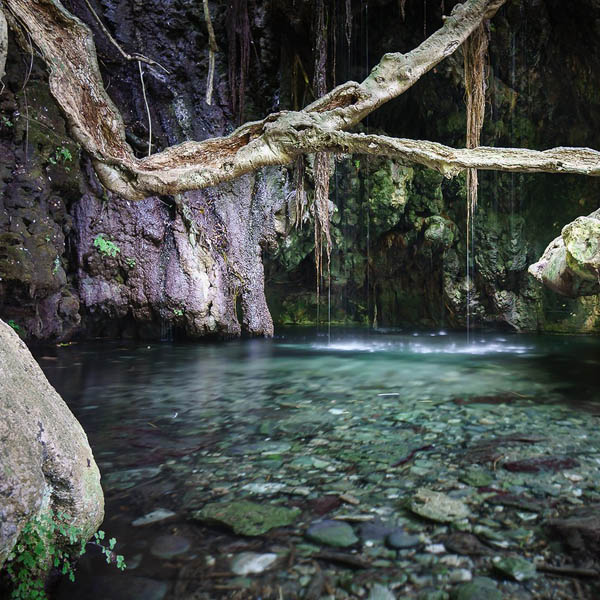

[492,555,536,581]
[451,577,502,600]
[132,509,176,527]
[359,520,396,543]
[193,500,300,536]
[459,468,494,488]
[241,482,287,495]
[386,530,421,549]
[150,535,191,559]
[230,552,278,575]
[368,583,396,600]
[306,520,359,547]
[409,488,470,523]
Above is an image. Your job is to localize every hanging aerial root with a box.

[312,0,330,317]
[293,156,308,228]
[203,0,218,106]
[463,21,489,222]
[0,7,7,85]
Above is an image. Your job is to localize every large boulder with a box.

[529,209,600,297]
[0,319,103,567]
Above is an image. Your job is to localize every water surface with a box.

[37,329,600,599]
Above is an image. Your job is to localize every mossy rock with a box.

[192,500,300,536]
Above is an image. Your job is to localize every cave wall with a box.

[1,0,600,339]
[265,0,600,333]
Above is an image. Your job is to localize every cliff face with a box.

[1,0,599,339]
[0,0,283,339]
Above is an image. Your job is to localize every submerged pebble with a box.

[306,520,359,547]
[230,552,278,575]
[149,535,191,559]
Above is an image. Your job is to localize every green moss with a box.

[93,234,120,258]
[193,501,300,536]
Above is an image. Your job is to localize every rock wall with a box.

[0,0,283,340]
[0,318,104,567]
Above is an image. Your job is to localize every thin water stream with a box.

[36,329,600,599]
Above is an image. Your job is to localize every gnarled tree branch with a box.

[4,0,508,200]
[4,0,600,217]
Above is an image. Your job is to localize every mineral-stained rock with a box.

[546,504,600,558]
[192,500,299,536]
[0,319,104,566]
[502,455,579,473]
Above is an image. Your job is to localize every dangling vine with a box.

[399,0,406,21]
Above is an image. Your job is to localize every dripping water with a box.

[160,318,173,342]
[361,0,372,329]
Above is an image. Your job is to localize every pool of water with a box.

[36,328,600,599]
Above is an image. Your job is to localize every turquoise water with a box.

[37,329,600,599]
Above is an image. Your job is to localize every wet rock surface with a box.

[42,330,600,599]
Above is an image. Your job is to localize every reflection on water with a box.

[34,328,600,599]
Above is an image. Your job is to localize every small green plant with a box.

[93,234,120,258]
[125,257,136,269]
[4,511,125,600]
[1,115,14,128]
[52,257,60,275]
[173,308,184,317]
[7,319,21,333]
[47,146,73,171]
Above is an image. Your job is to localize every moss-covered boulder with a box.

[529,209,600,298]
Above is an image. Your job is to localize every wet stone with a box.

[368,583,396,600]
[306,520,359,547]
[387,530,421,549]
[492,555,536,581]
[241,482,286,495]
[230,552,278,575]
[459,468,494,488]
[193,500,299,536]
[451,576,502,600]
[132,509,176,527]
[150,535,191,559]
[359,520,396,543]
[419,592,449,600]
[103,467,162,491]
[230,441,291,456]
[410,488,470,523]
